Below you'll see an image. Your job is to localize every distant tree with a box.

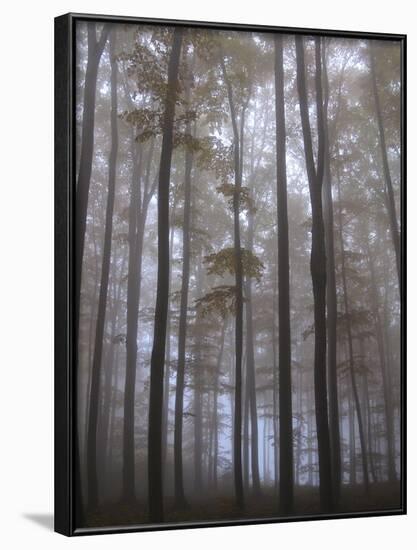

[369,43,401,288]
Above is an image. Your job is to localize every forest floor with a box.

[83,481,401,529]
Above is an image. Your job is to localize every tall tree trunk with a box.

[369,44,401,288]
[322,38,342,505]
[243,364,250,491]
[193,256,204,492]
[274,33,294,514]
[348,384,356,484]
[107,336,122,469]
[122,136,142,501]
[98,247,127,478]
[295,35,333,511]
[162,220,176,484]
[213,319,226,490]
[220,54,245,511]
[335,166,369,493]
[295,366,303,487]
[366,243,397,482]
[122,134,156,500]
[148,28,183,523]
[75,23,110,340]
[245,210,262,495]
[174,64,194,507]
[271,270,279,494]
[75,23,109,525]
[360,338,377,484]
[86,30,118,510]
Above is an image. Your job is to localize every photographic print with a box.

[54,14,405,535]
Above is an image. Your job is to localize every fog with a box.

[75,21,402,527]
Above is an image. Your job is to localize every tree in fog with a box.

[75,22,402,528]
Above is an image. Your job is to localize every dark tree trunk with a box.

[193,256,204,493]
[220,54,245,511]
[243,363,250,491]
[322,39,342,505]
[174,65,194,507]
[122,133,156,501]
[360,338,377,484]
[335,167,369,493]
[122,143,142,503]
[162,220,176,484]
[295,35,333,511]
[369,44,401,289]
[213,319,226,490]
[274,34,294,514]
[98,247,127,478]
[245,210,261,495]
[75,23,110,340]
[74,24,109,525]
[271,271,279,494]
[86,30,118,510]
[367,243,397,482]
[348,384,356,484]
[148,28,183,523]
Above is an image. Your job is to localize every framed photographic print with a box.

[54,12,406,536]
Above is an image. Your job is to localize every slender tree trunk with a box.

[86,30,118,510]
[335,167,369,493]
[213,319,226,490]
[122,133,156,500]
[272,276,279,495]
[99,247,127,476]
[348,385,356,484]
[243,364,250,491]
[75,24,109,525]
[75,23,110,340]
[274,34,294,514]
[245,210,262,496]
[122,138,141,502]
[367,244,397,482]
[220,53,245,511]
[307,383,313,486]
[295,367,303,487]
[174,65,194,507]
[194,256,204,493]
[107,333,122,470]
[360,338,377,483]
[148,28,183,523]
[162,221,176,483]
[369,44,401,288]
[295,35,333,511]
[322,38,342,505]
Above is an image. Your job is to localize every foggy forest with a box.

[74,20,402,528]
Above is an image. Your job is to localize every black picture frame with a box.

[55,12,407,536]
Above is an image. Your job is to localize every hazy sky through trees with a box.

[75,20,402,528]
